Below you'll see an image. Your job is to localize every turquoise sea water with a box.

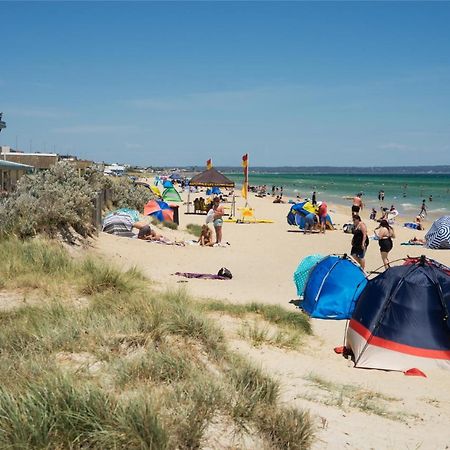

[226,173,450,219]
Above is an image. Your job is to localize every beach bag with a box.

[343,223,354,234]
[218,267,232,279]
[206,209,215,224]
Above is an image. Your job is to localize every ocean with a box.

[225,172,450,219]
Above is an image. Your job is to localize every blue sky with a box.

[1,2,450,167]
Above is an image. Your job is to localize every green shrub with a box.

[186,223,202,237]
[0,162,96,239]
[162,220,178,230]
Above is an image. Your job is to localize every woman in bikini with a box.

[374,219,395,269]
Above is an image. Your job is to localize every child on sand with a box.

[198,224,214,247]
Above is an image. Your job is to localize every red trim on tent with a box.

[349,319,450,359]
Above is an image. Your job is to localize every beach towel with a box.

[174,272,230,280]
[401,241,424,246]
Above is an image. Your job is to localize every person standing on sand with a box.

[351,193,364,217]
[351,215,368,270]
[212,197,225,246]
[312,191,317,206]
[374,219,395,269]
[318,201,328,234]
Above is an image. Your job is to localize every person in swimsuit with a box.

[351,193,364,218]
[374,219,395,269]
[198,224,214,247]
[212,197,225,245]
[351,214,368,270]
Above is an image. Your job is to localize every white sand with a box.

[95,190,450,449]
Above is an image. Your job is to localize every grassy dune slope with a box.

[0,238,315,449]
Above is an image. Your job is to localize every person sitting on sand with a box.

[415,215,424,231]
[136,224,164,241]
[198,224,214,247]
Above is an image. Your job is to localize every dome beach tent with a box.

[346,256,450,372]
[425,216,450,249]
[162,187,182,203]
[187,167,235,215]
[293,255,367,319]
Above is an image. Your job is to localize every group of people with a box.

[199,196,226,247]
[303,201,328,234]
[350,194,396,271]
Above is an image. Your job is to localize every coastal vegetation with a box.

[0,238,315,449]
[0,162,153,241]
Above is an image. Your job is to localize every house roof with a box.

[188,167,235,188]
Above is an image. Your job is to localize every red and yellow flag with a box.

[206,159,212,170]
[242,153,248,201]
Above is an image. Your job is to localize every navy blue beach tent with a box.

[346,256,450,372]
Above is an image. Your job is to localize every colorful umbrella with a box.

[151,185,162,198]
[144,200,174,222]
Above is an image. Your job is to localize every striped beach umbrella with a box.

[144,200,174,222]
[425,216,450,249]
[102,211,135,234]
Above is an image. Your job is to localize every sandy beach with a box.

[95,189,450,449]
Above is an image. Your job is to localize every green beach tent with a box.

[162,187,182,202]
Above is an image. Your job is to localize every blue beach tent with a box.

[295,255,367,319]
[346,256,450,372]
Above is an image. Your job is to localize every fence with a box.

[91,189,112,230]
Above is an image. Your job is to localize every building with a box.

[0,159,33,193]
[104,163,125,176]
[0,147,58,170]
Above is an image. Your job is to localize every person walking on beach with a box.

[212,197,225,246]
[351,193,364,217]
[374,219,395,269]
[419,199,427,218]
[312,191,317,206]
[351,215,368,270]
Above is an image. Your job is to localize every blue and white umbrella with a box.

[425,216,450,249]
[102,211,135,234]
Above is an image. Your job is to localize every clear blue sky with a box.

[1,1,450,167]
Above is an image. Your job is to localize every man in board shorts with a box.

[352,193,364,217]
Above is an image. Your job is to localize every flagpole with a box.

[242,153,249,207]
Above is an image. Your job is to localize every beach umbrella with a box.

[425,216,450,249]
[151,185,162,198]
[104,208,140,223]
[144,199,174,222]
[163,180,173,188]
[169,173,182,180]
[102,211,136,234]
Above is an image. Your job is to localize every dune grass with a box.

[201,299,311,350]
[301,373,412,423]
[0,238,315,448]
